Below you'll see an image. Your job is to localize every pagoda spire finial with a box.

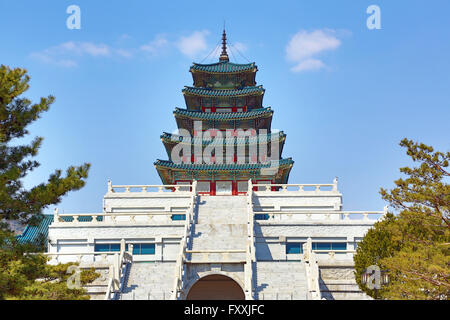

[219,28,229,62]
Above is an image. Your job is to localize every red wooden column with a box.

[232,181,237,196]
[210,181,216,196]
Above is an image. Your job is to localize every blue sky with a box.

[1,0,449,215]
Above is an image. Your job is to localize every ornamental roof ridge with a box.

[173,107,273,120]
[153,158,294,171]
[190,61,257,73]
[161,131,286,145]
[182,85,264,97]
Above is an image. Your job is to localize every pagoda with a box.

[154,30,294,195]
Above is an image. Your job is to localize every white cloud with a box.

[290,59,325,72]
[30,41,112,67]
[116,48,133,58]
[286,29,341,73]
[176,30,210,58]
[140,35,169,55]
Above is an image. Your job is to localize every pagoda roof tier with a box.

[161,131,286,146]
[182,85,264,97]
[174,107,273,121]
[190,61,257,74]
[154,158,294,171]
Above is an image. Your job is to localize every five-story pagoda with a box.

[155,30,293,195]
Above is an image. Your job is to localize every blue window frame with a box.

[94,243,120,252]
[286,242,347,254]
[254,214,269,220]
[171,214,186,221]
[313,242,331,250]
[132,243,155,255]
[331,242,347,250]
[286,243,303,254]
[311,242,347,250]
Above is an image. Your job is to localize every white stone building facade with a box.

[46,179,384,300]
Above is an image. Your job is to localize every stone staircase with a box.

[254,261,308,300]
[118,262,175,300]
[84,266,110,300]
[188,195,248,263]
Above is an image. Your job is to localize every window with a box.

[331,242,347,250]
[286,242,347,254]
[286,243,303,254]
[171,214,186,221]
[94,243,120,252]
[311,242,347,251]
[237,181,248,193]
[132,244,155,255]
[312,242,331,250]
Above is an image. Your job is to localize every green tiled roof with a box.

[182,86,264,97]
[174,107,272,121]
[161,131,285,145]
[16,215,53,244]
[190,61,256,73]
[17,215,104,245]
[154,158,294,171]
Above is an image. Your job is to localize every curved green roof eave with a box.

[190,61,257,73]
[174,107,273,121]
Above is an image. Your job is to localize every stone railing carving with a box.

[171,181,197,300]
[244,179,256,300]
[303,238,322,300]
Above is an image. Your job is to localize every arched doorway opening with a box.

[186,274,245,300]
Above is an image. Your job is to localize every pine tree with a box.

[0,64,90,230]
[354,138,450,299]
[0,65,97,299]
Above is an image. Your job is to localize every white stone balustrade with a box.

[107,181,192,194]
[171,180,197,300]
[251,209,386,222]
[51,211,190,226]
[253,181,338,193]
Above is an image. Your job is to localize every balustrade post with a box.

[332,177,338,192]
[120,239,126,253]
[108,180,113,193]
[382,205,388,219]
[53,208,59,223]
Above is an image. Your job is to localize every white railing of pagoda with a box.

[244,179,256,300]
[252,179,339,193]
[45,245,132,300]
[107,181,191,193]
[52,208,190,225]
[251,208,387,221]
[303,238,322,300]
[171,180,197,300]
[104,244,133,300]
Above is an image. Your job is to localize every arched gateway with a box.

[186,274,245,300]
